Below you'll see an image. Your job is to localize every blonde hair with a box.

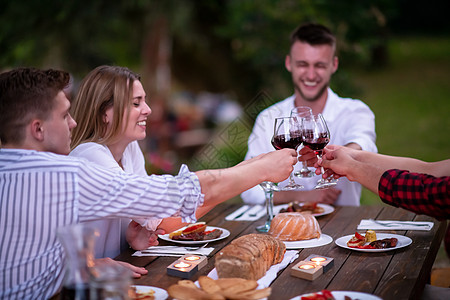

[71,65,140,149]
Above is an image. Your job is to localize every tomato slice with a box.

[321,290,334,299]
[355,232,365,240]
[183,223,205,233]
[301,295,326,300]
[357,244,375,249]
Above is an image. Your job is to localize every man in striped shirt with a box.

[0,68,297,299]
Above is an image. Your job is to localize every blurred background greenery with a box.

[1,0,448,199]
[1,0,449,268]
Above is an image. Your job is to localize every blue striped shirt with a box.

[0,149,203,299]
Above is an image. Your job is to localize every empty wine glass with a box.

[290,106,314,178]
[272,117,304,191]
[301,113,337,189]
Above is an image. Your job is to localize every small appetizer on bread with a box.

[168,222,223,241]
[169,222,207,238]
[347,231,366,248]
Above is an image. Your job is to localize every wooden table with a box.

[116,203,447,300]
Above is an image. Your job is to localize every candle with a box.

[291,261,323,281]
[310,257,326,263]
[299,264,315,270]
[174,262,191,269]
[305,254,334,273]
[167,254,208,279]
[184,255,200,261]
[181,254,208,269]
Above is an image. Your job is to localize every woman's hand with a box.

[94,257,148,278]
[126,220,165,251]
[259,149,298,183]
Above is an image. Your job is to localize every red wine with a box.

[272,134,302,150]
[303,137,329,151]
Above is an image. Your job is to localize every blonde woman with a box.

[70,66,214,259]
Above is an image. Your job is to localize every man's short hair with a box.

[290,23,336,49]
[0,67,70,144]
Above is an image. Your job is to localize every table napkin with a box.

[225,205,266,221]
[132,246,214,257]
[357,219,434,231]
[206,250,299,289]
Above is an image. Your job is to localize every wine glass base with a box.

[314,181,337,189]
[260,181,280,192]
[294,170,315,178]
[256,223,271,232]
[279,184,304,191]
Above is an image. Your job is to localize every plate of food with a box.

[274,202,335,217]
[159,222,230,245]
[131,285,168,300]
[290,290,382,300]
[283,234,333,249]
[335,230,412,252]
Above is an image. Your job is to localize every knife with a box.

[229,205,249,220]
[232,210,247,220]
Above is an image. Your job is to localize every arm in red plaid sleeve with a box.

[379,169,450,220]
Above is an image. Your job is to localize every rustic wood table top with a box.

[115,203,447,300]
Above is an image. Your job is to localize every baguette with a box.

[215,234,286,280]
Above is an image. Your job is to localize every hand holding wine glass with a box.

[271,117,304,190]
[301,113,337,189]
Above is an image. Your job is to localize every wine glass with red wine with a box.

[271,117,304,191]
[301,113,337,189]
[290,106,314,178]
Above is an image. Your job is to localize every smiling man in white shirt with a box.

[241,23,377,206]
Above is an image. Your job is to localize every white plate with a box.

[132,285,168,300]
[159,226,230,245]
[290,290,382,300]
[283,234,333,249]
[335,233,412,252]
[273,203,335,217]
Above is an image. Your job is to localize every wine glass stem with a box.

[265,189,274,224]
[302,161,309,170]
[317,154,325,176]
[288,173,296,185]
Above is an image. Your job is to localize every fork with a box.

[184,242,209,251]
[372,220,430,227]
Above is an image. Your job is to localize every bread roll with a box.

[268,212,321,241]
[215,234,286,280]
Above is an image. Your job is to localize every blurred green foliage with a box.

[1,0,449,206]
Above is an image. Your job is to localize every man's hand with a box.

[298,146,318,167]
[315,145,358,180]
[126,221,165,251]
[94,257,148,278]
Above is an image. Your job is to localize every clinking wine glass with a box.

[290,106,314,178]
[271,117,304,191]
[301,113,338,189]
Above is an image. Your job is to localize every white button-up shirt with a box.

[241,88,377,206]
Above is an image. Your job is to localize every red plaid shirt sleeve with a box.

[378,169,450,220]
